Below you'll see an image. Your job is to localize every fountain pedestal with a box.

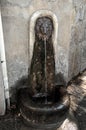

[19,88,69,129]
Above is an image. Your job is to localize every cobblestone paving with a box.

[67,70,86,130]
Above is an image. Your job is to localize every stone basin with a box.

[19,88,69,129]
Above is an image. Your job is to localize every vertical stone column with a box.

[0,58,5,115]
[0,9,6,115]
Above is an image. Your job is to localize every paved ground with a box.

[67,70,86,130]
[0,70,86,130]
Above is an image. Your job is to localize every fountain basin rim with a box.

[19,89,69,128]
[20,93,69,114]
[20,108,66,129]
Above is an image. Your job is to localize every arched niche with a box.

[29,10,58,74]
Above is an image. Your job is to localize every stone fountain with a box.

[19,10,69,129]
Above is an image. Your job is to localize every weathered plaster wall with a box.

[68,0,86,80]
[0,0,86,92]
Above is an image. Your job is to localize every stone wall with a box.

[0,0,86,95]
[68,0,86,80]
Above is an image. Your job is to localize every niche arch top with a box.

[29,10,58,74]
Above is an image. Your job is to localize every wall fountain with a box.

[19,10,69,129]
[0,0,86,129]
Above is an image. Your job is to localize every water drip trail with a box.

[44,38,48,104]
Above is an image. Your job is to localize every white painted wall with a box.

[0,9,10,114]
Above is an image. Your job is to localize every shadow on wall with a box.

[55,72,66,86]
[10,75,28,104]
[10,72,66,105]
